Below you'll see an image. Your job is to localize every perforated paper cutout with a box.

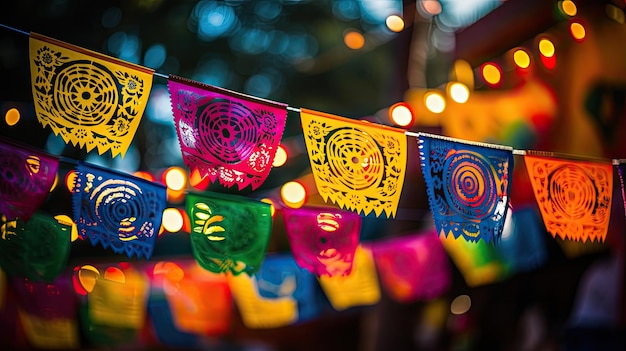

[0,139,58,222]
[72,162,166,259]
[29,33,153,158]
[419,133,513,242]
[187,191,272,275]
[524,154,612,242]
[300,108,407,218]
[168,76,287,190]
[282,206,361,276]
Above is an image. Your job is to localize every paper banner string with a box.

[72,162,166,259]
[0,138,59,222]
[282,206,361,276]
[186,191,272,276]
[168,75,288,190]
[418,132,513,243]
[254,254,320,323]
[153,260,232,336]
[0,212,72,282]
[317,245,380,311]
[28,32,154,158]
[13,276,79,349]
[524,153,613,242]
[370,230,451,303]
[299,108,407,218]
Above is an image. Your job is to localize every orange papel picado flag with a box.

[29,32,154,158]
[300,108,407,218]
[524,152,613,242]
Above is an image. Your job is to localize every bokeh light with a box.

[344,30,365,50]
[388,102,414,127]
[65,170,77,193]
[424,91,446,113]
[559,0,577,17]
[450,294,472,315]
[189,168,210,190]
[538,38,555,58]
[448,82,470,103]
[513,49,531,69]
[481,62,502,86]
[273,144,288,167]
[261,198,277,217]
[133,171,156,182]
[281,181,307,208]
[4,108,20,126]
[162,207,184,233]
[569,21,586,41]
[104,266,125,283]
[164,166,187,191]
[385,15,405,32]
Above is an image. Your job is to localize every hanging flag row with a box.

[1,203,551,349]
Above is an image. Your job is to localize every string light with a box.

[4,108,20,126]
[559,0,577,17]
[424,91,446,113]
[163,166,187,191]
[162,207,184,233]
[385,15,405,32]
[448,82,470,103]
[344,30,365,50]
[512,49,531,69]
[481,62,502,86]
[273,145,288,167]
[281,181,307,208]
[388,102,414,127]
[569,21,586,42]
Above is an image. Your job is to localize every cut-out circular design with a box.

[548,164,596,220]
[443,151,497,220]
[198,99,258,164]
[325,128,384,190]
[53,61,118,126]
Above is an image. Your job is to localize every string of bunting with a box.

[0,25,624,346]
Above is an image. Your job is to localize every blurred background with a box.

[1,0,625,350]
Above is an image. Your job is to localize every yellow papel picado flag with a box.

[300,108,407,218]
[29,32,154,158]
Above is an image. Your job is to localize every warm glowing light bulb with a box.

[385,15,405,32]
[448,82,470,103]
[261,198,276,217]
[5,108,20,126]
[389,102,414,127]
[162,208,184,233]
[513,49,531,69]
[344,30,365,50]
[281,181,306,208]
[569,22,586,41]
[273,145,288,167]
[481,63,502,85]
[424,91,446,113]
[65,170,77,193]
[538,38,555,58]
[560,0,577,16]
[451,295,471,315]
[164,167,187,191]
